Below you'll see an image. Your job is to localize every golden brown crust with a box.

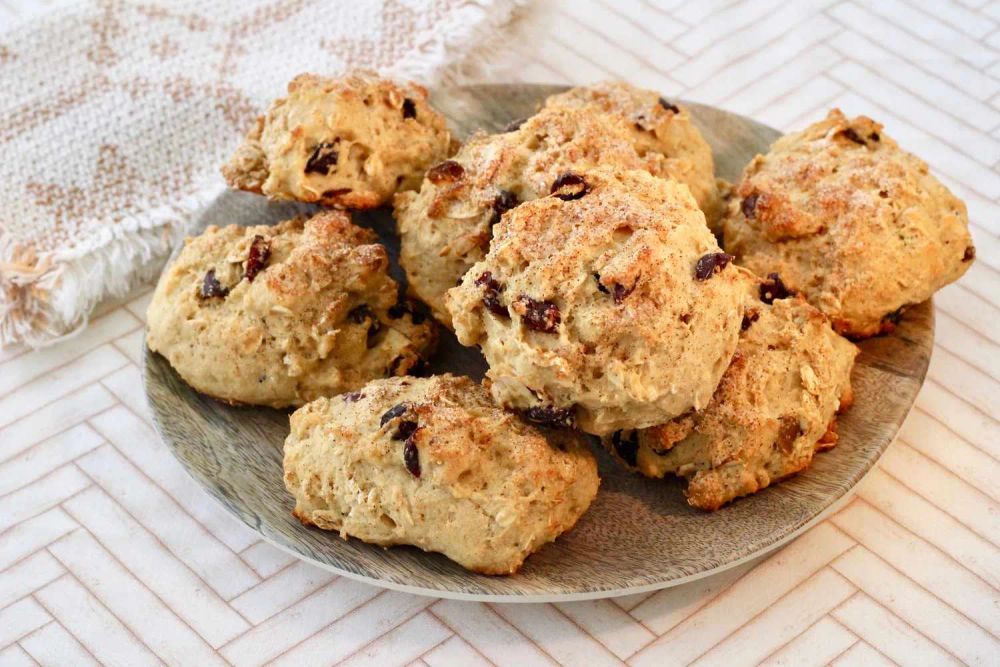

[146,211,436,408]
[396,82,721,328]
[543,82,722,226]
[603,277,858,510]
[223,71,450,209]
[722,109,974,338]
[447,167,751,436]
[395,105,669,327]
[282,375,599,575]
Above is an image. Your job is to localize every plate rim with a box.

[142,83,935,601]
[142,329,930,601]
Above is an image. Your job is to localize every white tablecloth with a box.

[1,1,998,665]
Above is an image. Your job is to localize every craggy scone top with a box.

[395,105,671,327]
[605,272,858,510]
[146,211,436,408]
[283,375,599,575]
[223,71,451,209]
[447,168,751,436]
[543,81,722,226]
[723,109,974,338]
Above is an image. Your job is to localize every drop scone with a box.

[283,375,599,575]
[223,72,450,209]
[447,168,750,436]
[543,81,722,227]
[604,274,858,510]
[395,106,672,327]
[722,109,975,338]
[146,211,436,408]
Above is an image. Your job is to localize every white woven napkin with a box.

[0,0,522,348]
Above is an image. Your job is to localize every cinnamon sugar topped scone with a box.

[146,211,436,408]
[604,273,858,510]
[722,109,974,338]
[447,168,751,436]
[395,105,673,327]
[223,72,450,209]
[283,374,599,575]
[544,81,722,226]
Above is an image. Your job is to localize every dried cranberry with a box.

[838,128,866,145]
[388,298,428,324]
[490,189,519,227]
[613,280,637,304]
[658,97,680,114]
[200,269,229,299]
[611,430,639,467]
[305,142,339,174]
[427,160,464,184]
[343,391,364,402]
[741,310,760,331]
[408,303,428,325]
[349,304,374,324]
[503,117,526,132]
[244,235,271,283]
[594,273,609,294]
[380,402,411,427]
[392,420,418,441]
[403,436,421,477]
[348,305,381,348]
[517,296,560,333]
[741,193,759,219]
[522,405,575,428]
[963,246,976,262]
[475,271,509,318]
[401,98,416,119]
[694,252,734,281]
[550,172,589,200]
[760,273,795,304]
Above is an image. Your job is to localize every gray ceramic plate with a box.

[143,84,933,601]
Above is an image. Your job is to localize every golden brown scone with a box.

[395,106,670,327]
[722,109,975,338]
[146,211,436,408]
[604,272,858,510]
[223,72,450,209]
[283,375,599,575]
[544,81,722,226]
[447,168,751,436]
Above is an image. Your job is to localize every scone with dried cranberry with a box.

[395,105,672,327]
[543,81,722,226]
[447,168,751,436]
[604,273,857,510]
[722,109,974,338]
[283,374,599,575]
[223,71,451,209]
[146,211,436,408]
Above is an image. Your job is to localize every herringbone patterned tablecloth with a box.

[2,1,999,665]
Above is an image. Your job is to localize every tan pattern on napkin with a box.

[0,0,522,348]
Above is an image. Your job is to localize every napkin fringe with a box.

[0,180,223,349]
